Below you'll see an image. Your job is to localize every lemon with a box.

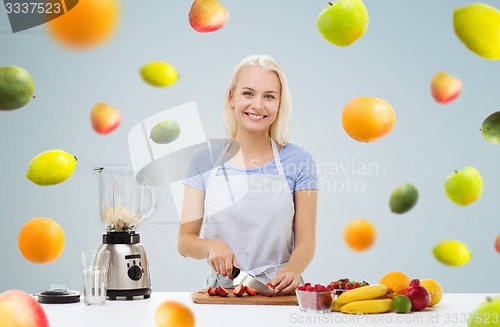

[432,239,472,267]
[453,3,500,60]
[140,61,179,87]
[150,120,181,144]
[26,149,77,186]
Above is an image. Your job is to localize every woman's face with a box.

[230,67,281,137]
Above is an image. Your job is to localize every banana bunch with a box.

[332,284,392,314]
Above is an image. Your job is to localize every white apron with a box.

[204,139,295,288]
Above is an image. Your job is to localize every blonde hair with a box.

[222,55,292,146]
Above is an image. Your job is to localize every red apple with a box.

[404,279,431,311]
[90,102,122,134]
[0,290,49,327]
[495,234,500,253]
[431,71,462,104]
[188,0,229,33]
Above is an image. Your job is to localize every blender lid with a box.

[36,284,81,304]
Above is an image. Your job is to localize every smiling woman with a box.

[177,55,318,296]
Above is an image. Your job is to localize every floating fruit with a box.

[392,295,412,313]
[18,217,65,265]
[389,183,419,214]
[155,300,195,327]
[90,102,122,134]
[420,278,443,307]
[433,239,472,266]
[46,0,120,49]
[431,71,462,104]
[140,61,179,88]
[495,234,500,254]
[444,166,483,206]
[0,66,35,111]
[188,0,229,33]
[0,290,49,327]
[150,120,181,144]
[317,0,369,47]
[453,3,500,60]
[342,97,396,142]
[26,149,77,186]
[468,296,500,327]
[481,111,500,144]
[343,218,376,251]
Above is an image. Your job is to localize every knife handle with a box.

[231,267,240,280]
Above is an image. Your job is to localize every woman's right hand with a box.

[208,240,238,278]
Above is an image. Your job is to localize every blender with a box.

[95,166,157,300]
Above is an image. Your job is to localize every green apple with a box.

[316,0,369,47]
[444,166,483,206]
[468,296,500,327]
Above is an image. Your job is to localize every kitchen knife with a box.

[231,267,277,296]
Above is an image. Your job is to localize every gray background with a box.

[1,0,499,294]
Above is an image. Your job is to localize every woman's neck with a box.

[229,131,276,168]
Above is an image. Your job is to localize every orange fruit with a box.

[379,271,411,299]
[155,300,195,327]
[342,97,396,142]
[420,278,443,307]
[46,0,120,49]
[343,218,376,251]
[18,217,65,264]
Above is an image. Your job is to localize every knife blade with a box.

[231,267,276,296]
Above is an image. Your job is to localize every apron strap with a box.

[270,138,285,176]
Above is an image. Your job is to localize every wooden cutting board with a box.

[191,288,298,306]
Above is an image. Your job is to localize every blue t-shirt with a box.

[183,141,318,193]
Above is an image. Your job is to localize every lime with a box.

[140,61,179,87]
[392,295,412,313]
[481,111,500,144]
[26,149,77,186]
[150,120,181,144]
[0,66,35,111]
[453,3,500,60]
[433,239,472,266]
[389,183,419,214]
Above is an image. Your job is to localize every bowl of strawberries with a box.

[296,283,335,313]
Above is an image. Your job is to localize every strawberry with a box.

[266,282,275,290]
[207,287,217,296]
[244,285,259,295]
[345,282,360,290]
[215,286,229,297]
[330,281,339,289]
[233,284,245,297]
[338,278,350,289]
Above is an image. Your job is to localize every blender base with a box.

[107,288,151,301]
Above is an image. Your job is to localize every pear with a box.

[0,66,35,111]
[188,0,229,33]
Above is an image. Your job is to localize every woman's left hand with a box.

[270,271,300,295]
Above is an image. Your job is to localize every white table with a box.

[41,293,494,327]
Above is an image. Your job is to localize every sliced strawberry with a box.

[233,284,245,297]
[244,285,259,295]
[207,287,217,296]
[215,286,229,297]
[266,282,276,290]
